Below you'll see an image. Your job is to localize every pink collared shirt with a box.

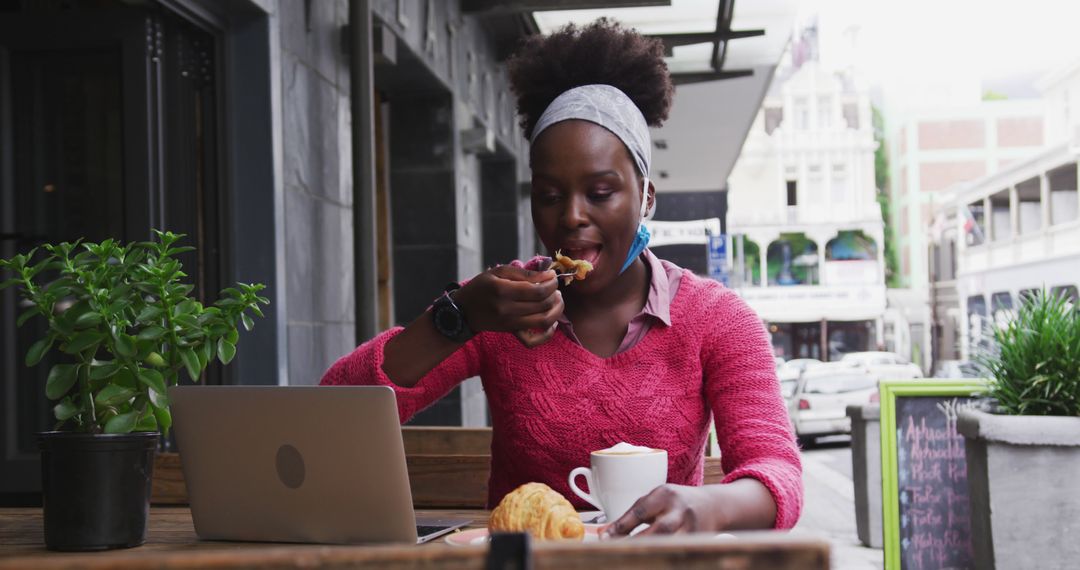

[526,248,683,355]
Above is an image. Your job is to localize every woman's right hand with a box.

[453,265,563,336]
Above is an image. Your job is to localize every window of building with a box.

[831,164,848,203]
[965,201,986,246]
[1052,285,1079,304]
[787,180,798,206]
[764,106,784,135]
[807,164,823,199]
[794,97,809,130]
[989,190,1011,241]
[967,295,989,348]
[817,96,832,129]
[991,291,1014,326]
[1016,177,1042,235]
[1048,162,1078,226]
[843,102,859,129]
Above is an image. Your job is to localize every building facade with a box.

[0,0,536,496]
[727,59,887,361]
[929,59,1080,362]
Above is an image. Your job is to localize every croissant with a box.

[489,482,585,541]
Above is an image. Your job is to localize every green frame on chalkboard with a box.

[879,379,987,570]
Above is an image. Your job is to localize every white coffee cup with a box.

[568,445,668,523]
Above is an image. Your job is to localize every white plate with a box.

[444,523,605,546]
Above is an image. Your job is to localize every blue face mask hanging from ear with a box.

[619,177,652,274]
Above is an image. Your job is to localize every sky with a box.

[804,0,1080,105]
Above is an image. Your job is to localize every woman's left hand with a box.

[603,484,721,537]
[603,479,777,537]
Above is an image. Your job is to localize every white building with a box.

[727,58,886,361]
[939,59,1080,360]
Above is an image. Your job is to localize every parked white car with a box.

[788,362,879,446]
[932,359,980,379]
[839,351,924,380]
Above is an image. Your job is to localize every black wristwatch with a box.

[431,283,473,342]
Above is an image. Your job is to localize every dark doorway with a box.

[0,1,225,501]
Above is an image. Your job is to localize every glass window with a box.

[1051,285,1079,303]
[817,96,832,128]
[805,374,877,394]
[965,201,986,246]
[794,97,809,130]
[780,379,798,399]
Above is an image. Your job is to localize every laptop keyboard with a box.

[416,525,451,537]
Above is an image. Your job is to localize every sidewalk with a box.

[792,444,883,570]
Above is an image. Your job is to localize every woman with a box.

[322,19,802,535]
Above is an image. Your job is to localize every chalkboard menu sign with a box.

[880,380,986,570]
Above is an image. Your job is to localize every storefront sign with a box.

[645,218,722,247]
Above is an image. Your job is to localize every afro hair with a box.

[507,18,674,140]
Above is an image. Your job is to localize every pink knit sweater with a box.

[320,269,803,529]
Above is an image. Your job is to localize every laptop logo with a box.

[275,444,305,489]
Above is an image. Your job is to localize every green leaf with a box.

[53,397,81,421]
[95,383,136,407]
[147,386,169,409]
[115,333,136,358]
[174,314,199,329]
[0,278,21,290]
[104,410,138,434]
[241,313,254,332]
[175,299,197,316]
[45,364,79,400]
[26,337,52,367]
[217,339,237,365]
[137,368,167,395]
[89,360,122,380]
[137,326,167,341]
[199,340,212,368]
[113,367,136,389]
[134,410,158,432]
[154,406,172,437]
[144,352,167,368]
[250,305,265,318]
[63,330,103,354]
[136,306,163,323]
[180,348,201,382]
[17,307,39,327]
[73,311,102,329]
[226,329,239,344]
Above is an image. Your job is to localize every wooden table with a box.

[0,507,830,569]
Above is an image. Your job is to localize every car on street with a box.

[783,358,822,375]
[932,359,981,379]
[839,351,923,380]
[788,362,879,446]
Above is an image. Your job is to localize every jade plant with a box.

[0,230,269,435]
[975,289,1080,416]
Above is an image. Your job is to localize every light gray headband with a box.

[530,84,651,178]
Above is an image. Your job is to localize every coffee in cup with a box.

[568,443,667,522]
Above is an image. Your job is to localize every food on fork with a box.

[489,482,585,541]
[549,250,594,285]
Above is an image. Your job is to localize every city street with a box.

[793,437,884,570]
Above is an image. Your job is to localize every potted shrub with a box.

[957,290,1080,569]
[0,230,268,551]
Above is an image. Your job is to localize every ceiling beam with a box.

[461,0,670,16]
[652,29,764,56]
[671,69,754,85]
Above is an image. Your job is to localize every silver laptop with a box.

[169,385,470,544]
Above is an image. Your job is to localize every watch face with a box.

[435,304,462,337]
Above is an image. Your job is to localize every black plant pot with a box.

[38,431,158,551]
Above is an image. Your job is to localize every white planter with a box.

[957,407,1080,570]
